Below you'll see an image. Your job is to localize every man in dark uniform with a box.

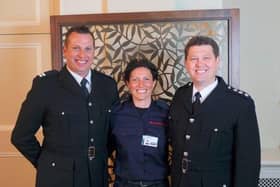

[11,26,119,187]
[169,36,260,187]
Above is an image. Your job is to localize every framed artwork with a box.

[50,9,240,102]
[50,9,239,184]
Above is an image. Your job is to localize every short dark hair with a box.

[124,59,158,82]
[185,36,219,59]
[64,25,94,47]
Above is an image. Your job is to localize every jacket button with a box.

[189,118,195,123]
[88,102,92,107]
[185,134,191,140]
[89,120,94,124]
[51,162,56,167]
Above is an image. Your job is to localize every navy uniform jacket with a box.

[11,66,119,187]
[169,76,260,187]
[110,99,169,181]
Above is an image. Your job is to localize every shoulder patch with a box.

[37,70,58,78]
[93,69,114,80]
[187,81,192,87]
[227,85,251,98]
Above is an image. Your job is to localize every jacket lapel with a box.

[198,77,227,113]
[90,70,97,97]
[182,84,193,114]
[58,66,85,97]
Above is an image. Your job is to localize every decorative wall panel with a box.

[51,9,240,102]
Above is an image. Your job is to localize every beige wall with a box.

[223,0,280,150]
[0,0,56,186]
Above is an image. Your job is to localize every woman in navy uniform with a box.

[169,36,260,187]
[110,59,169,187]
[11,26,119,187]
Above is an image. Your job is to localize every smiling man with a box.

[169,36,260,187]
[11,26,119,187]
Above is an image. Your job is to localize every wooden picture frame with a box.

[50,9,240,184]
[50,9,240,102]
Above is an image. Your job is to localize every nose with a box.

[78,49,86,58]
[195,58,203,66]
[138,80,144,87]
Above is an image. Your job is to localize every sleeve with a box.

[11,77,45,167]
[233,99,261,187]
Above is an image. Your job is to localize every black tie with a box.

[192,92,201,114]
[81,78,89,97]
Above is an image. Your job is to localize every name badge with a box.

[141,135,158,148]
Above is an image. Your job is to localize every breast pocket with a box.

[145,124,167,153]
[113,128,141,152]
[200,127,233,155]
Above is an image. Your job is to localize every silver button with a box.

[108,109,111,112]
[51,162,56,167]
[61,112,65,115]
[89,120,94,124]
[88,102,92,106]
[189,118,195,123]
[185,134,191,140]
[183,152,188,156]
[214,128,218,132]
[90,138,94,142]
[222,184,227,187]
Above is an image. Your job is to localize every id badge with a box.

[141,135,158,148]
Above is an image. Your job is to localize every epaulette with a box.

[155,99,169,110]
[37,70,59,78]
[186,81,192,87]
[93,69,115,80]
[227,85,251,99]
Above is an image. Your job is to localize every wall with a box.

[60,0,222,14]
[0,0,57,186]
[223,0,280,151]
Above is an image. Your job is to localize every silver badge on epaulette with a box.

[38,72,46,77]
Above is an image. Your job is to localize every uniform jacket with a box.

[11,66,119,187]
[169,76,260,187]
[110,99,169,181]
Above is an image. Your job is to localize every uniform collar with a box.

[192,78,218,103]
[66,66,92,89]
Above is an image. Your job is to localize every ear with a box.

[216,56,220,64]
[63,45,67,55]
[125,80,129,85]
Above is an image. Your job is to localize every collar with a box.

[193,78,218,103]
[66,66,92,87]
